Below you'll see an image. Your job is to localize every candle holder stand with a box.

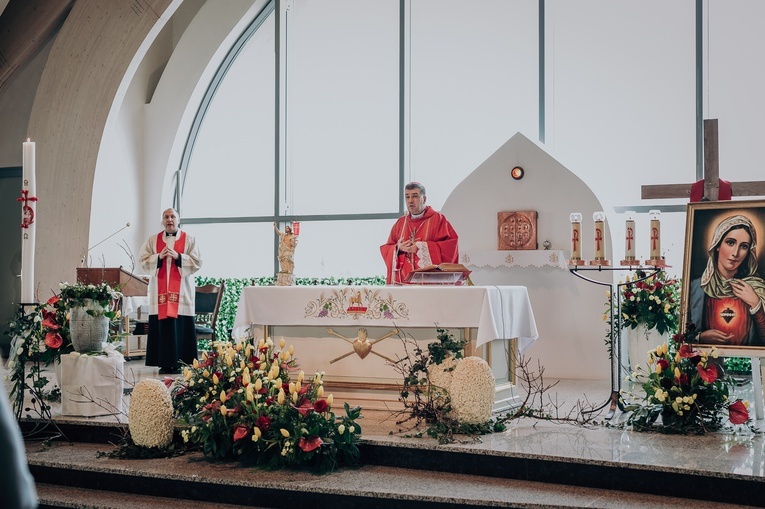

[568,265,662,420]
[568,259,586,266]
[644,258,668,267]
[619,259,642,267]
[587,259,611,266]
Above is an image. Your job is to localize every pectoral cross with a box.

[642,119,765,202]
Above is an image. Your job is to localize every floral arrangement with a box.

[129,379,175,448]
[5,282,121,419]
[624,326,752,434]
[172,338,362,473]
[618,270,680,335]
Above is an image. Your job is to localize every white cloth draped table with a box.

[233,285,538,351]
[59,347,124,417]
[461,250,568,270]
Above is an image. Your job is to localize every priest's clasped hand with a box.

[397,239,417,253]
[160,246,179,260]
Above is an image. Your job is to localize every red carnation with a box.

[233,425,249,441]
[697,363,718,383]
[314,399,328,413]
[44,332,63,349]
[728,400,749,425]
[298,436,323,453]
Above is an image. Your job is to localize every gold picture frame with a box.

[681,199,765,350]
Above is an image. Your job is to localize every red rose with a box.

[44,332,63,349]
[314,399,328,413]
[233,425,249,441]
[656,359,669,371]
[298,436,323,453]
[697,363,718,384]
[728,400,749,425]
[255,415,272,432]
[672,333,685,344]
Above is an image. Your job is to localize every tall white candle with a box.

[21,139,36,303]
[569,213,582,260]
[624,211,636,260]
[649,209,661,259]
[593,211,605,260]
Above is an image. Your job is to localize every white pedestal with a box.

[60,351,125,417]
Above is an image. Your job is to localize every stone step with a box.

[27,442,756,509]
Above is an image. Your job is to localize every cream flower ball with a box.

[427,355,459,407]
[448,356,495,424]
[129,379,175,448]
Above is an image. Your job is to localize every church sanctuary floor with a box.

[11,359,765,508]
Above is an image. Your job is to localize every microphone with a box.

[89,222,131,251]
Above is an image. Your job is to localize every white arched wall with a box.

[442,132,614,380]
[90,0,266,269]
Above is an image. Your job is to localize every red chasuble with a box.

[380,206,459,285]
[703,297,750,346]
[156,231,186,319]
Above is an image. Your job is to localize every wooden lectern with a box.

[76,267,149,358]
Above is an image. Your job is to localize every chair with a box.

[195,281,224,342]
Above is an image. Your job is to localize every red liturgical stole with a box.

[156,231,186,319]
[703,297,750,346]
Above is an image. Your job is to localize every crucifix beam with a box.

[641,119,765,202]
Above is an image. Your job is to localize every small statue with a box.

[274,222,298,286]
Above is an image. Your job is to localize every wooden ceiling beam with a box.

[0,0,75,91]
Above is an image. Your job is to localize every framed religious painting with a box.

[681,199,765,350]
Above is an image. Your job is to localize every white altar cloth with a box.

[233,285,538,351]
[60,349,124,417]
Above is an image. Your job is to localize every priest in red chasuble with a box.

[140,208,203,373]
[689,214,765,346]
[380,182,459,284]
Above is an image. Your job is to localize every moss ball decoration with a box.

[129,379,175,448]
[448,356,495,424]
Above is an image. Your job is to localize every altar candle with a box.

[569,213,582,260]
[593,211,605,260]
[21,139,36,303]
[649,210,661,259]
[624,211,636,260]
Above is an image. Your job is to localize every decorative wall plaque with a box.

[498,211,538,250]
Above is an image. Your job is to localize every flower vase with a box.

[625,324,667,372]
[69,299,109,353]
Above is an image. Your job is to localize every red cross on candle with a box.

[595,228,603,252]
[651,227,659,250]
[17,189,38,228]
[626,227,634,251]
[572,229,579,251]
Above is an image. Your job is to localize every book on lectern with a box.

[404,263,472,286]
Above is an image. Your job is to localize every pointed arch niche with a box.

[442,133,613,380]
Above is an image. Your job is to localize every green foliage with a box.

[724,356,752,374]
[619,270,680,335]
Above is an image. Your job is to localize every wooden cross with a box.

[642,119,765,201]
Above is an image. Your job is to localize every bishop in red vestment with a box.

[380,182,459,284]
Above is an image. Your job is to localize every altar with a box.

[233,285,538,410]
